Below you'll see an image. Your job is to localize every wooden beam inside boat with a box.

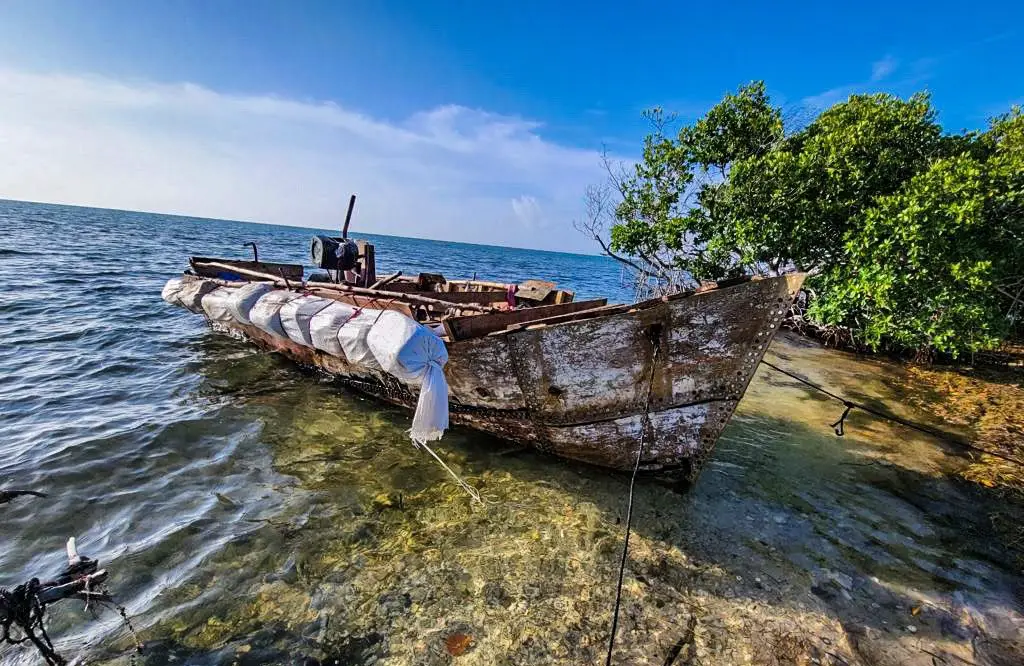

[190,256,304,281]
[304,288,415,317]
[190,260,501,313]
[444,298,608,340]
[502,303,631,332]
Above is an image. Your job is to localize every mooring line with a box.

[605,344,660,665]
[758,359,1024,467]
[414,439,484,504]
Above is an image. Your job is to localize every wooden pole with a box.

[370,271,403,289]
[191,261,500,313]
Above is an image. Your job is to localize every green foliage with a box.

[604,83,1023,358]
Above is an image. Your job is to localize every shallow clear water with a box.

[1,200,1021,665]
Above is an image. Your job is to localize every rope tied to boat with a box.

[759,359,1024,467]
[830,401,855,437]
[605,340,660,665]
[413,439,483,505]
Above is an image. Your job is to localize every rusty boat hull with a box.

[177,271,804,483]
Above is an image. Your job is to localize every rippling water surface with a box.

[1,200,1021,665]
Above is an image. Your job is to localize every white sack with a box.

[338,309,384,368]
[227,282,275,325]
[161,278,184,305]
[367,310,450,443]
[200,287,236,323]
[280,296,333,347]
[249,291,301,338]
[176,280,218,313]
[309,302,358,356]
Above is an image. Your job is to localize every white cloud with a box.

[0,68,610,252]
[870,55,898,82]
[511,195,543,228]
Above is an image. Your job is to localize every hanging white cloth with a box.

[366,310,449,443]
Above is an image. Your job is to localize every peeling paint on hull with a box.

[184,273,805,483]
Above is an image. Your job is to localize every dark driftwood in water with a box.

[192,261,500,313]
[1,539,115,666]
[0,539,110,623]
[0,490,47,504]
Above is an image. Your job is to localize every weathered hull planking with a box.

[187,273,804,483]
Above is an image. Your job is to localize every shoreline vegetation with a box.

[578,80,1024,567]
[581,81,1022,363]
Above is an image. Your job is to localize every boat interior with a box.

[186,241,753,343]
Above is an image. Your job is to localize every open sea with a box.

[1,199,1021,665]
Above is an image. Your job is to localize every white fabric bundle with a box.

[309,302,359,356]
[161,278,184,305]
[200,287,236,323]
[367,311,450,443]
[338,309,383,368]
[279,296,333,347]
[227,282,275,325]
[249,291,302,338]
[175,280,219,313]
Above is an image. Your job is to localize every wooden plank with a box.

[417,273,447,290]
[356,241,376,287]
[503,303,629,332]
[553,290,575,305]
[190,257,303,281]
[411,290,511,304]
[192,260,499,313]
[444,298,608,341]
[504,274,805,426]
[516,279,556,302]
[305,287,414,317]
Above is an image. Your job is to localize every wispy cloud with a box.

[800,84,859,111]
[0,68,611,252]
[870,55,898,82]
[802,55,918,111]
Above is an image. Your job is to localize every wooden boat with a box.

[166,242,804,485]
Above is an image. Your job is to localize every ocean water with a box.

[1,199,1021,665]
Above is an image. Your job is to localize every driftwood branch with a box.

[2,538,120,666]
[192,261,500,313]
[0,490,47,505]
[0,539,110,625]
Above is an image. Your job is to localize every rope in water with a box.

[759,359,1024,467]
[604,343,660,666]
[414,439,483,504]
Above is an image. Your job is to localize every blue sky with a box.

[0,1,1020,251]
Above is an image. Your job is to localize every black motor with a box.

[311,235,358,271]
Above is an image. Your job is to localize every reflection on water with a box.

[2,200,1022,665]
